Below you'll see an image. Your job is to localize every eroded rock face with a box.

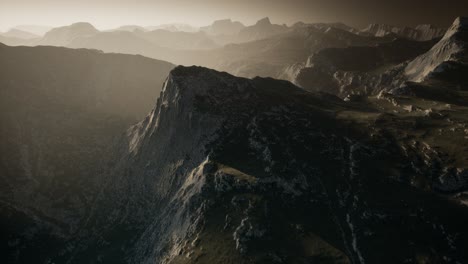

[294,17,468,99]
[294,38,436,98]
[361,23,446,41]
[405,17,468,84]
[58,66,468,264]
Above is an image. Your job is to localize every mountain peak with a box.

[256,17,271,26]
[40,22,99,46]
[405,16,468,82]
[201,18,245,35]
[213,18,232,24]
[442,17,468,39]
[166,65,246,97]
[453,16,468,27]
[69,22,97,31]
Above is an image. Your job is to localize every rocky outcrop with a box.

[61,66,468,264]
[405,17,468,84]
[294,38,437,97]
[1,28,39,39]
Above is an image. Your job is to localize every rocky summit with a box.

[38,66,466,264]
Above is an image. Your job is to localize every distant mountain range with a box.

[0,18,450,85]
[361,23,446,41]
[2,16,468,264]
[294,17,468,100]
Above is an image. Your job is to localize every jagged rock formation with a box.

[214,24,394,80]
[38,22,99,46]
[362,23,446,41]
[0,44,174,263]
[405,17,468,85]
[294,38,438,97]
[294,17,468,99]
[237,17,288,43]
[52,66,468,264]
[200,19,245,36]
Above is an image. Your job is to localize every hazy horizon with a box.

[1,0,468,32]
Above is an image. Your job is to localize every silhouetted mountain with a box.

[13,25,52,36]
[0,35,31,46]
[147,23,198,32]
[67,30,160,55]
[1,28,39,39]
[28,20,395,81]
[200,19,245,35]
[294,22,359,34]
[237,17,288,42]
[405,17,468,85]
[0,20,406,82]
[0,44,174,263]
[38,22,99,46]
[111,25,148,32]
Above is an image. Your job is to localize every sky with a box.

[1,0,468,31]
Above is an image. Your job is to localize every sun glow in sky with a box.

[1,0,467,31]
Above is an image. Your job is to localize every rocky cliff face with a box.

[294,38,437,97]
[405,17,468,85]
[56,66,468,264]
[293,17,468,99]
[362,23,446,41]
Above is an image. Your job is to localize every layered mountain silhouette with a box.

[13,25,52,36]
[200,19,245,36]
[38,22,99,46]
[0,44,174,263]
[0,18,405,80]
[0,28,39,39]
[1,15,468,264]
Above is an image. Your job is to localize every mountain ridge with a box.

[58,65,468,264]
[405,16,468,83]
